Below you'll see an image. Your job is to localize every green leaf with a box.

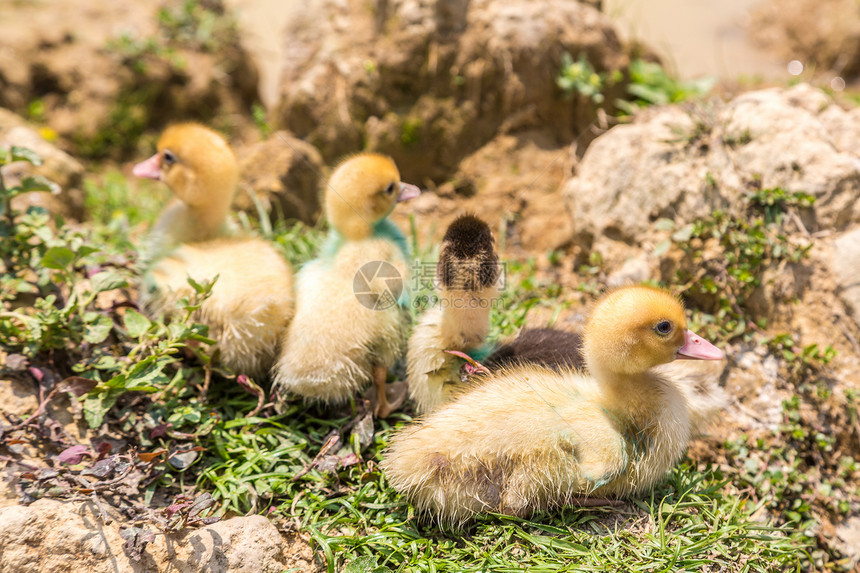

[76,246,100,259]
[83,314,113,344]
[41,246,75,270]
[653,240,671,258]
[10,146,43,166]
[187,274,217,294]
[19,175,59,194]
[671,224,695,242]
[653,218,675,231]
[83,387,123,428]
[91,271,128,293]
[126,355,173,386]
[123,309,151,338]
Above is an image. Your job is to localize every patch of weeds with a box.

[156,0,239,53]
[252,103,273,138]
[576,250,606,296]
[0,149,216,429]
[747,185,815,226]
[85,0,244,159]
[720,346,859,571]
[26,98,47,123]
[399,117,423,145]
[656,184,813,343]
[616,59,714,115]
[556,52,621,104]
[73,83,165,160]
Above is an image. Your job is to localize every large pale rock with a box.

[236,131,324,224]
[0,108,85,219]
[0,499,318,572]
[275,0,629,183]
[562,84,860,249]
[832,227,860,326]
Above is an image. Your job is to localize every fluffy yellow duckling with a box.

[407,214,501,414]
[382,285,724,525]
[272,153,419,417]
[134,123,295,378]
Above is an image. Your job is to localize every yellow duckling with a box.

[134,123,295,378]
[407,214,500,414]
[271,153,419,417]
[382,285,724,525]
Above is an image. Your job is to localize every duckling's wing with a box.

[484,328,585,373]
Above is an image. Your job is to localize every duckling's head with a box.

[583,285,723,376]
[325,153,420,240]
[437,214,499,291]
[133,123,238,209]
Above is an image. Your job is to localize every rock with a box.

[236,131,325,224]
[0,108,85,219]
[835,516,860,569]
[723,346,783,433]
[389,130,573,253]
[0,0,259,160]
[605,254,653,288]
[0,377,39,421]
[0,499,319,572]
[831,227,860,326]
[274,0,629,183]
[750,0,860,80]
[562,84,860,253]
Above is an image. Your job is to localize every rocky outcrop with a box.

[0,0,259,160]
[562,84,860,250]
[274,0,629,183]
[0,108,85,219]
[0,499,319,573]
[236,131,325,224]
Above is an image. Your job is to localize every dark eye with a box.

[162,149,177,166]
[384,182,396,195]
[655,320,673,336]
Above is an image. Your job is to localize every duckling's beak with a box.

[676,330,724,360]
[133,153,162,180]
[397,182,421,202]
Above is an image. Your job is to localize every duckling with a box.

[382,285,724,525]
[133,123,238,263]
[271,153,419,417]
[134,123,295,378]
[407,214,500,414]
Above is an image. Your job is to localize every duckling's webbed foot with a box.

[371,364,406,418]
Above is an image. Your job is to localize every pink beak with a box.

[133,153,162,180]
[397,182,421,202]
[677,329,724,360]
